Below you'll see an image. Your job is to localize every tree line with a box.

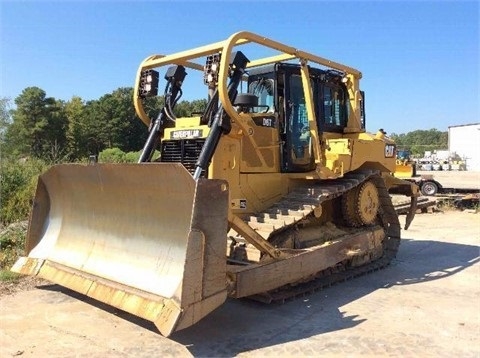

[1,87,207,162]
[390,130,448,157]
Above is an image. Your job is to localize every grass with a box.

[0,270,21,282]
[436,197,480,212]
[0,221,28,277]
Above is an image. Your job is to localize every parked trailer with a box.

[404,174,480,196]
[404,175,443,196]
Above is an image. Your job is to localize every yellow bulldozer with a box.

[12,31,419,337]
[395,149,417,178]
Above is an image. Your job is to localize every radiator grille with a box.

[160,139,206,176]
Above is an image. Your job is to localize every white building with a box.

[448,123,480,171]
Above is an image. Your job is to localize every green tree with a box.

[0,158,47,225]
[65,96,91,161]
[83,88,148,154]
[4,87,67,160]
[98,147,126,163]
[173,99,207,117]
[0,97,11,142]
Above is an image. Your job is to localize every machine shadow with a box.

[37,238,479,357]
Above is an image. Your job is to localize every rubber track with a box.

[245,170,402,303]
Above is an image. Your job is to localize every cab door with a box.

[281,68,315,173]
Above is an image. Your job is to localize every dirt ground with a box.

[1,208,479,357]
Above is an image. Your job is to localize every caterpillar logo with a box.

[385,144,396,158]
[170,129,203,139]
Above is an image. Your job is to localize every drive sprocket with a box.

[342,180,379,227]
[342,186,361,227]
[356,180,379,225]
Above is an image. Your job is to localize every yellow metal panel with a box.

[230,227,384,297]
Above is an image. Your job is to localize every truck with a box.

[12,31,419,337]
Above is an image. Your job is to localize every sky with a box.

[1,0,478,135]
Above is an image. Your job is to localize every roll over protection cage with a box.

[133,31,365,145]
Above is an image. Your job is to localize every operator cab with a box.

[240,63,361,172]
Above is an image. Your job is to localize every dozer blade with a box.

[394,163,415,178]
[12,163,229,337]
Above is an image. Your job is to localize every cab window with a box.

[248,78,275,113]
[323,85,346,127]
